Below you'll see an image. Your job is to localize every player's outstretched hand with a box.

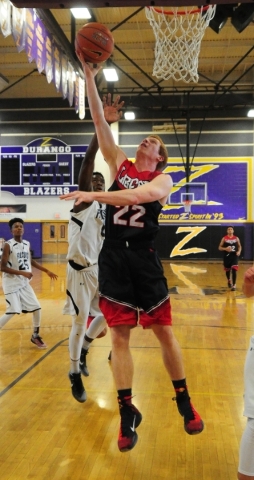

[102,93,124,124]
[60,190,94,205]
[242,266,254,297]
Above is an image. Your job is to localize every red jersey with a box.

[105,159,163,242]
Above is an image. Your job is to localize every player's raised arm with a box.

[78,134,99,193]
[82,63,126,174]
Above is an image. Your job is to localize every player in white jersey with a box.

[64,94,123,403]
[0,218,58,348]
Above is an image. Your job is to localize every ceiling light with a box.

[70,8,91,19]
[103,68,118,82]
[124,112,135,120]
[247,109,254,118]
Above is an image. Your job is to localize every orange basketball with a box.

[75,22,114,63]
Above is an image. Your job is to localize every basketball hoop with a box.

[145,5,216,83]
[183,200,192,213]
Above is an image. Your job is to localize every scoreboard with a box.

[0,137,87,196]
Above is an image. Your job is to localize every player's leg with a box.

[19,284,46,348]
[63,264,90,403]
[68,314,87,402]
[0,313,15,328]
[31,309,47,348]
[80,293,107,377]
[110,323,142,452]
[136,247,203,436]
[238,418,254,479]
[231,264,238,291]
[232,269,237,290]
[0,291,20,328]
[151,322,204,435]
[225,268,232,288]
[98,246,142,452]
[64,266,98,403]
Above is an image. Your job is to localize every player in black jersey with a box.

[60,62,204,452]
[219,226,242,291]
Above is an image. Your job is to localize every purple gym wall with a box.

[160,158,249,224]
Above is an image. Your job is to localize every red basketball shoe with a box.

[117,401,142,452]
[173,390,204,435]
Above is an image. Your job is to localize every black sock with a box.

[84,333,93,343]
[232,270,237,285]
[33,327,39,337]
[117,389,132,405]
[172,379,187,391]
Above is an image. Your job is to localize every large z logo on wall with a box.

[170,226,207,257]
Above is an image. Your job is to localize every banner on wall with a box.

[0,204,27,219]
[0,0,11,37]
[159,158,249,223]
[0,1,84,118]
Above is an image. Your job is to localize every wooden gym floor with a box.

[0,259,253,480]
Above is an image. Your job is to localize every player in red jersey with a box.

[60,61,204,452]
[219,226,242,291]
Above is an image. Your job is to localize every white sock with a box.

[32,309,41,331]
[69,316,86,373]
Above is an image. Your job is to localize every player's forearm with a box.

[87,183,163,206]
[1,265,24,275]
[82,134,99,162]
[85,69,104,124]
[31,260,49,273]
[85,67,117,163]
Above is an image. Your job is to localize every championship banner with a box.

[2,1,83,115]
[78,77,85,120]
[34,15,46,74]
[53,42,61,92]
[67,63,75,107]
[74,75,79,114]
[12,4,26,52]
[45,29,53,84]
[61,54,68,99]
[0,0,11,37]
[25,8,35,63]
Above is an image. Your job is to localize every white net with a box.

[183,201,192,213]
[145,5,216,83]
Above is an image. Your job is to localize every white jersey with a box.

[2,238,31,294]
[66,201,105,267]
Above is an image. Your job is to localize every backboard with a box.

[168,182,207,205]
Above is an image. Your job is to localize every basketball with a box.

[75,22,114,64]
